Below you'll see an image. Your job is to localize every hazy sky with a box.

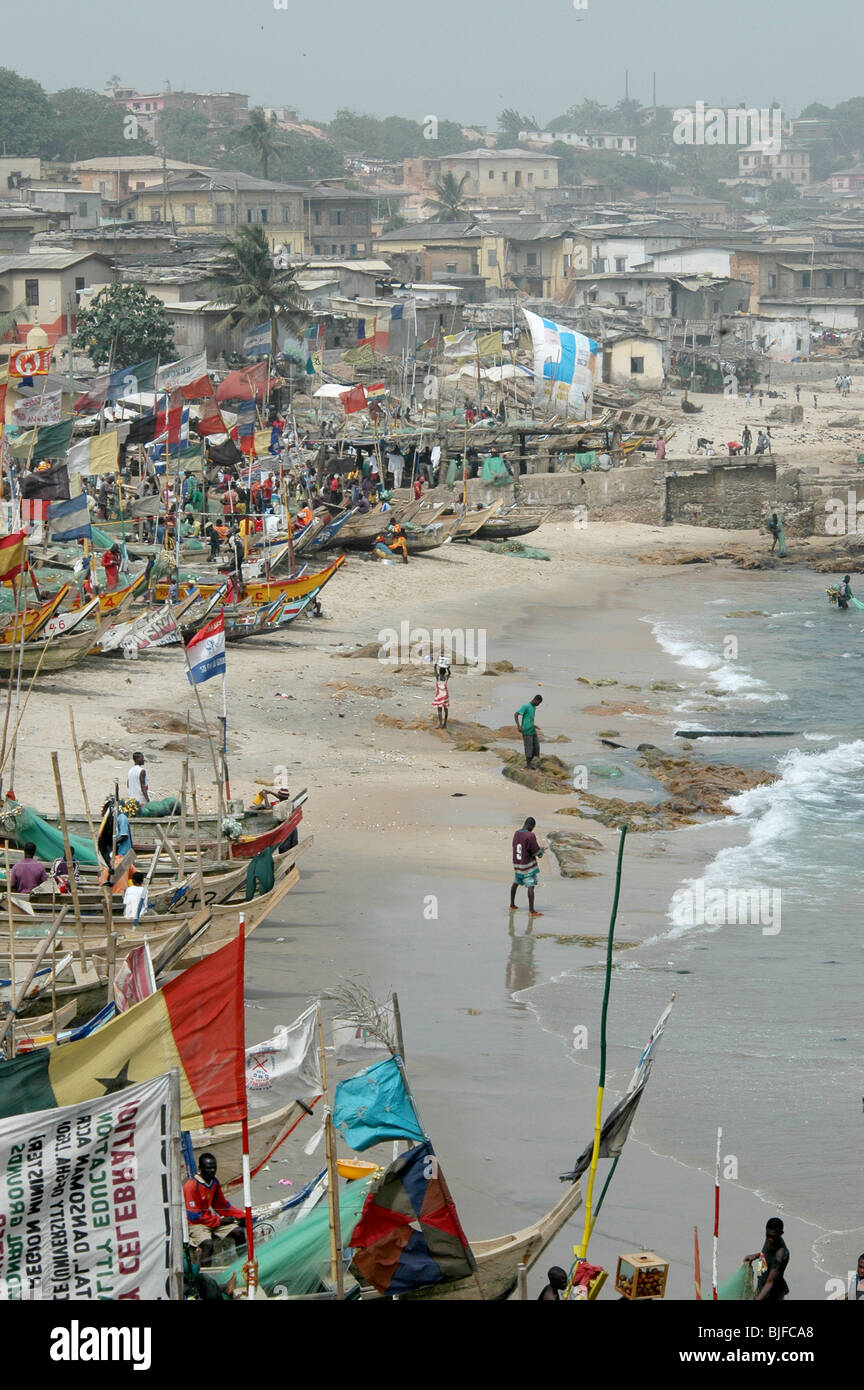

[5,0,862,128]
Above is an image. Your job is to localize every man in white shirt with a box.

[387,449,405,490]
[127,751,150,804]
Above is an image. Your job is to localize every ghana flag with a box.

[0,935,244,1129]
[349,1139,476,1295]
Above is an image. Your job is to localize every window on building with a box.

[801,271,811,288]
[514,171,522,187]
[630,356,645,373]
[351,207,366,224]
[75,276,85,293]
[24,279,38,307]
[350,244,358,255]
[330,209,344,226]
[501,172,508,183]
[488,170,494,180]
[543,168,549,178]
[712,300,720,312]
[282,205,293,223]
[314,210,322,225]
[588,291,598,303]
[768,273,777,288]
[135,181,145,190]
[527,172,534,183]
[247,209,254,223]
[183,205,195,224]
[615,257,626,271]
[616,293,626,306]
[488,249,497,267]
[314,243,321,254]
[824,272,833,287]
[78,201,89,219]
[151,208,161,222]
[446,262,457,273]
[339,244,346,254]
[261,207,268,223]
[526,252,537,266]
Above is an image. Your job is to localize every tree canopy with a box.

[73,284,175,370]
[0,68,53,158]
[207,224,308,356]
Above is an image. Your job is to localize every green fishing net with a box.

[718,1262,756,1300]
[0,802,98,866]
[214,1180,371,1298]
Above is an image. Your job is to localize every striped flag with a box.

[186,611,226,686]
[47,494,91,542]
[366,382,387,402]
[0,935,245,1128]
[0,531,25,582]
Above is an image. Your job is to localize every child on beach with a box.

[433,661,450,728]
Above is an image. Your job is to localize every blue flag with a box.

[47,494,91,542]
[333,1056,424,1152]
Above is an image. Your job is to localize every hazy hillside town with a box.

[1,40,864,1341]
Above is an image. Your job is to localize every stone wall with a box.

[664,460,779,528]
[429,462,664,524]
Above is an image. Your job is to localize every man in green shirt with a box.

[515,694,543,767]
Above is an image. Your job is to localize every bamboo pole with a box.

[574,823,627,1262]
[712,1126,721,1301]
[51,751,88,970]
[317,1003,344,1297]
[3,842,16,1057]
[0,904,70,1050]
[179,741,189,883]
[68,706,113,973]
[0,635,51,789]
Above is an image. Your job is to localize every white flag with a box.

[11,391,62,427]
[245,1004,321,1106]
[156,351,207,392]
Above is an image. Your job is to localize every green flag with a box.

[10,417,75,459]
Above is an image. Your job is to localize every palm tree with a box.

[236,108,283,181]
[424,172,470,222]
[207,225,308,358]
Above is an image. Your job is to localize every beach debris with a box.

[597,729,620,738]
[546,831,603,878]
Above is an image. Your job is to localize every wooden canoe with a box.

[242,556,345,605]
[455,503,502,538]
[473,509,549,541]
[0,585,71,645]
[95,569,149,613]
[38,597,100,641]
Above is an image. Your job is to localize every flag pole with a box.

[694,1226,703,1300]
[574,823,627,1263]
[220,670,230,804]
[316,1003,344,1297]
[3,842,17,1057]
[237,911,257,1298]
[712,1125,722,1300]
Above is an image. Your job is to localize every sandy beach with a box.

[7,514,848,1300]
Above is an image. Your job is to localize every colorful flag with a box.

[339,385,368,415]
[185,611,226,686]
[349,1140,476,1295]
[73,358,157,412]
[245,1004,321,1101]
[310,350,323,374]
[0,935,245,1129]
[0,531,25,582]
[11,390,62,428]
[0,1073,182,1300]
[366,382,387,402]
[47,493,91,542]
[8,348,51,379]
[196,401,227,436]
[333,1056,424,1151]
[390,304,404,322]
[522,308,598,421]
[304,323,324,341]
[215,361,269,404]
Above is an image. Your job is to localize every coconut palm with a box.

[237,107,282,181]
[207,225,308,357]
[424,172,470,222]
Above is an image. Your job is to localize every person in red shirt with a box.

[101,544,121,590]
[510,816,545,916]
[413,476,425,501]
[183,1152,245,1262]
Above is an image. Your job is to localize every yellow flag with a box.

[477,331,503,359]
[87,432,119,475]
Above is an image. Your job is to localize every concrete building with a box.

[602,332,665,390]
[0,251,114,344]
[436,149,559,202]
[519,130,638,152]
[375,219,580,300]
[118,172,306,251]
[0,158,41,193]
[303,188,375,257]
[737,144,811,186]
[830,167,864,194]
[71,157,214,205]
[107,88,248,141]
[22,188,102,229]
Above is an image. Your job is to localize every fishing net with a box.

[130,797,182,819]
[214,1180,371,1298]
[473,540,551,561]
[718,1262,756,1300]
[0,801,99,866]
[479,456,512,486]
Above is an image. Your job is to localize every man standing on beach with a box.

[515,694,543,767]
[745,1217,789,1301]
[127,751,151,805]
[510,816,544,915]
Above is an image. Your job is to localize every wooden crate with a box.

[615,1250,669,1300]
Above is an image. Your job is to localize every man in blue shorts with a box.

[510,816,544,915]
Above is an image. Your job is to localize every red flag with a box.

[0,531,26,582]
[197,401,227,436]
[181,373,216,401]
[155,389,185,444]
[340,385,368,415]
[216,361,270,403]
[9,348,51,378]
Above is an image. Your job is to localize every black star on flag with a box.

[95,1060,132,1095]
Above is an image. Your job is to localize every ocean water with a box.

[519,570,864,1248]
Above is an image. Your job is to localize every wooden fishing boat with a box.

[38,597,100,641]
[364,1181,583,1302]
[290,517,325,556]
[305,509,357,552]
[0,609,121,675]
[12,1000,77,1048]
[473,507,549,540]
[95,569,150,614]
[335,510,386,548]
[454,503,502,538]
[0,585,71,645]
[401,515,463,553]
[242,556,345,605]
